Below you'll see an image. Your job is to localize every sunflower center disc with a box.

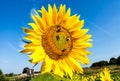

[42,25,73,60]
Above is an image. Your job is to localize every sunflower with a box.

[100,68,113,81]
[21,4,92,78]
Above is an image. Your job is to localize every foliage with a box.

[8,73,14,77]
[109,57,117,65]
[32,72,69,81]
[91,61,108,67]
[117,56,120,65]
[91,56,120,67]
[0,69,3,75]
[0,69,9,81]
[111,72,120,81]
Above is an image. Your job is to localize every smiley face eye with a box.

[56,35,60,41]
[56,28,61,32]
[66,37,70,41]
[62,49,66,52]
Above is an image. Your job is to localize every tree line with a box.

[0,69,9,81]
[91,56,120,68]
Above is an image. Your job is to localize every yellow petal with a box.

[30,46,45,63]
[52,4,57,24]
[71,48,91,55]
[67,56,83,73]
[48,4,53,25]
[65,15,79,29]
[22,28,42,36]
[69,20,84,32]
[41,6,50,26]
[20,49,34,54]
[24,35,41,44]
[30,14,46,32]
[53,61,64,77]
[60,8,71,26]
[40,61,46,72]
[30,12,44,32]
[70,51,90,64]
[24,35,41,41]
[71,29,89,39]
[73,42,92,48]
[75,35,92,42]
[24,32,42,40]
[41,56,53,73]
[61,59,73,78]
[57,4,66,24]
[24,43,40,49]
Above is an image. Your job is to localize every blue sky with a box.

[0,0,120,74]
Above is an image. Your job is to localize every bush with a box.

[8,73,14,77]
[0,69,3,75]
[91,61,108,67]
[109,57,117,65]
[117,56,120,65]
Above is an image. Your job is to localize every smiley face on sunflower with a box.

[21,4,92,78]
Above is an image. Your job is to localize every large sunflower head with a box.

[21,4,92,78]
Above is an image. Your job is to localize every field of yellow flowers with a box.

[31,66,120,81]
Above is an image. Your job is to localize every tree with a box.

[109,57,117,65]
[91,61,108,67]
[0,69,3,75]
[8,73,14,77]
[22,67,29,74]
[91,62,99,67]
[117,56,120,65]
[0,69,9,81]
[97,61,108,67]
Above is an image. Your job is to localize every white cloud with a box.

[85,19,112,37]
[7,41,19,52]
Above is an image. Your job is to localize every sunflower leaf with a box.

[31,73,69,81]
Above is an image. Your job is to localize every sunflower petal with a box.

[66,15,79,29]
[75,34,92,42]
[71,29,89,39]
[52,4,57,24]
[73,42,92,48]
[31,13,47,31]
[68,56,83,73]
[69,20,84,32]
[71,48,91,55]
[53,61,64,77]
[61,59,73,78]
[60,8,71,26]
[57,4,66,24]
[24,28,42,39]
[24,43,40,49]
[41,6,50,26]
[41,56,53,73]
[70,52,90,64]
[20,49,34,54]
[30,12,44,32]
[48,4,53,25]
[30,46,45,63]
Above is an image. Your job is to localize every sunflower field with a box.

[31,67,120,81]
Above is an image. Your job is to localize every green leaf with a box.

[32,73,69,81]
